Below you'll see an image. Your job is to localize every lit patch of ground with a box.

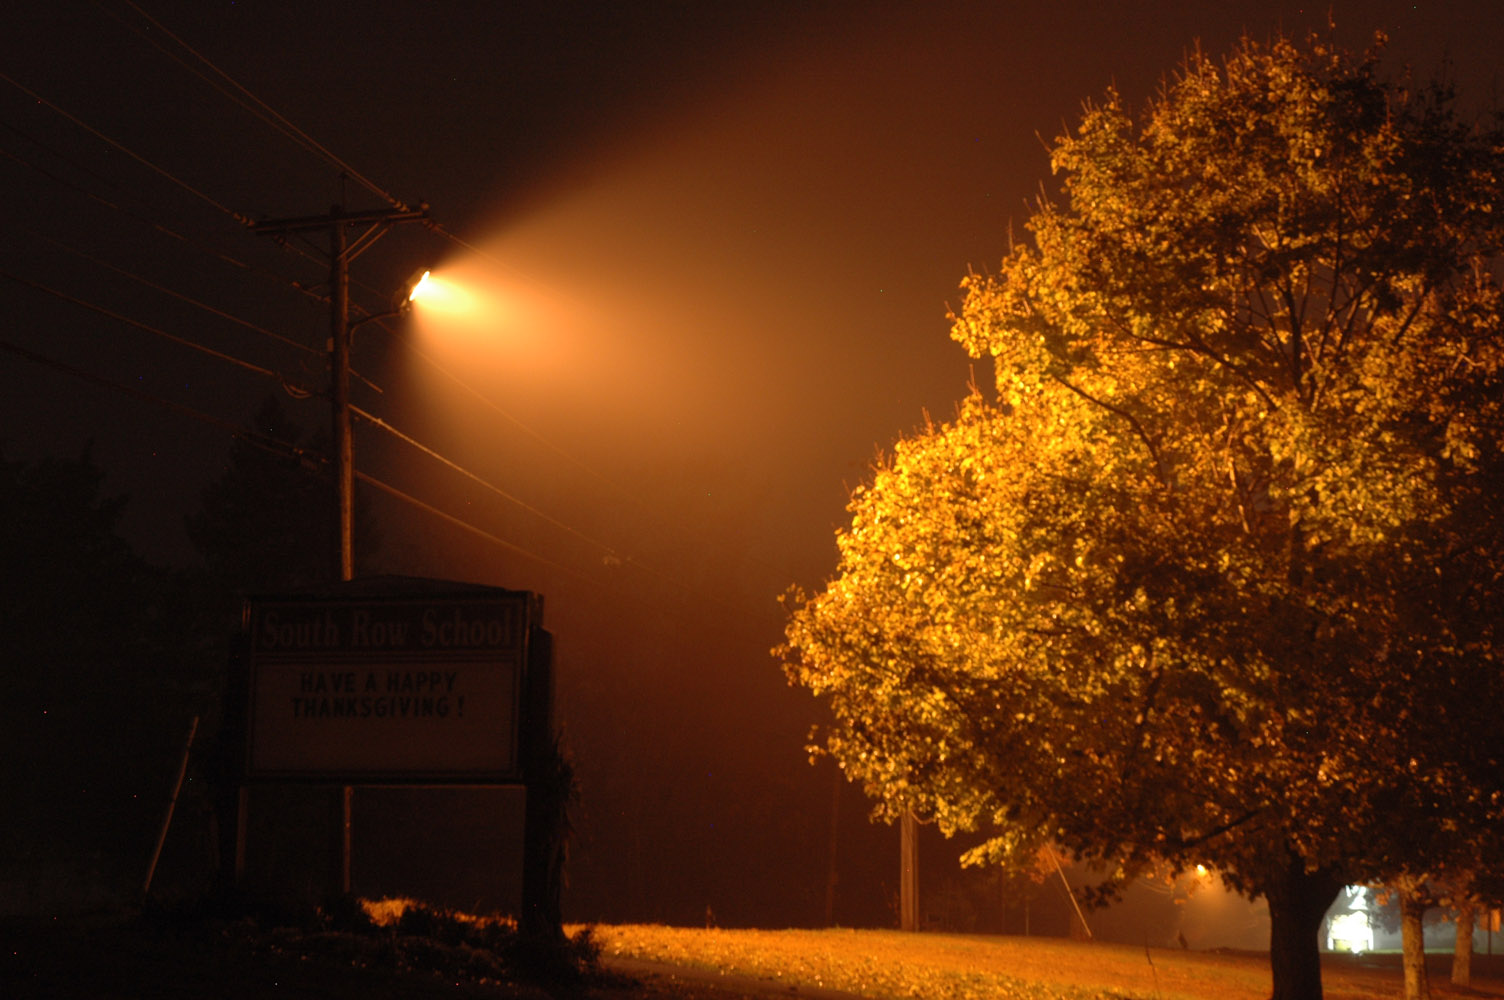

[589,925,1504,1000]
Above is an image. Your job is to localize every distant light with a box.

[1195,864,1209,878]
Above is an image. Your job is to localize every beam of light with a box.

[407,270,475,315]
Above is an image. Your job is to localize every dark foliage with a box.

[0,445,209,907]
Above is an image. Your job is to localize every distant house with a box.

[1325,886,1375,954]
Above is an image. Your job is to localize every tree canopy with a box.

[781,33,1504,1000]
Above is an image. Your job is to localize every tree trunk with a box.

[1400,888,1430,1000]
[1264,861,1343,1000]
[1452,899,1475,988]
[900,810,919,931]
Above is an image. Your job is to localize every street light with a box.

[332,266,433,581]
[349,269,433,335]
[407,269,432,304]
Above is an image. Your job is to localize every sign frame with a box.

[241,590,537,784]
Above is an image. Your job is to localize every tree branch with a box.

[1048,372,1172,489]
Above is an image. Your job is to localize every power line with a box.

[0,267,295,387]
[385,331,635,501]
[413,223,791,577]
[351,404,624,564]
[0,125,339,301]
[15,6,419,303]
[0,70,254,227]
[0,134,392,399]
[381,235,690,525]
[1,335,281,451]
[0,334,592,582]
[29,228,320,358]
[354,472,585,581]
[110,0,414,214]
[0,185,628,589]
[0,125,253,269]
[371,334,775,611]
[353,396,766,619]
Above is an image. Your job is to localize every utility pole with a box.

[253,202,427,901]
[254,203,428,581]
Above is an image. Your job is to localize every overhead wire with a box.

[27,222,380,397]
[395,228,721,530]
[4,33,414,313]
[0,113,332,289]
[9,304,770,624]
[386,292,804,612]
[347,403,758,618]
[1,336,279,449]
[351,404,622,561]
[0,334,595,581]
[1,126,268,282]
[354,473,586,582]
[0,110,384,386]
[361,229,803,617]
[353,471,783,644]
[354,330,785,620]
[109,0,414,213]
[387,330,626,495]
[4,225,382,401]
[0,70,255,227]
[353,400,775,623]
[413,221,802,584]
[0,267,296,387]
[28,228,320,358]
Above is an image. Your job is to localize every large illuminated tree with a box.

[781,34,1504,1000]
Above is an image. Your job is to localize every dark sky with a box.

[4,1,1501,926]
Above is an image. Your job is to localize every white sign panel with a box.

[245,596,529,781]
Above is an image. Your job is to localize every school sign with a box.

[244,588,541,782]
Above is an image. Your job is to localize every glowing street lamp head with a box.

[403,269,476,315]
[377,268,435,316]
[408,269,433,303]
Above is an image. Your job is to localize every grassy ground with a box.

[7,906,1503,1000]
[593,925,1504,1000]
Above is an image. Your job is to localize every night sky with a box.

[4,1,1500,927]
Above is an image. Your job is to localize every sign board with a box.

[244,594,532,782]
